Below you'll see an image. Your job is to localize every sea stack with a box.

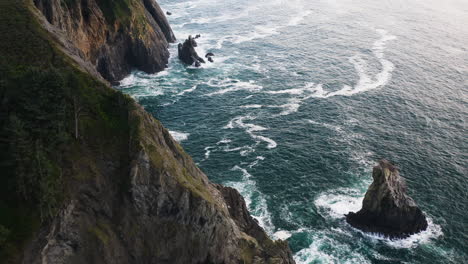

[346,160,428,238]
[178,35,205,66]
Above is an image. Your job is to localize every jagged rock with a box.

[21,104,296,264]
[346,160,428,238]
[215,185,295,263]
[33,0,176,83]
[178,36,205,66]
[208,57,214,63]
[195,34,201,39]
[205,52,215,58]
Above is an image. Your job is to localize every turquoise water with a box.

[118,0,468,262]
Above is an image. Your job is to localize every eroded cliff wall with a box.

[0,0,294,263]
[33,0,176,83]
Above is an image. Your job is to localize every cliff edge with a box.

[0,0,295,263]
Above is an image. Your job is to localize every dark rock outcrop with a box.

[346,160,428,238]
[178,36,205,66]
[205,52,214,62]
[33,0,176,83]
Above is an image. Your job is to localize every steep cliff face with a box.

[21,105,294,264]
[33,0,176,83]
[0,0,295,263]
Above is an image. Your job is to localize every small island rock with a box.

[178,36,205,66]
[346,160,428,238]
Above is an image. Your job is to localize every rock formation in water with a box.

[346,160,428,238]
[33,0,176,83]
[206,52,215,62]
[178,36,206,67]
[0,0,295,263]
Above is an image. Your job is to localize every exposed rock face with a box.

[178,36,206,66]
[33,0,176,83]
[346,160,428,238]
[3,1,296,263]
[22,105,295,264]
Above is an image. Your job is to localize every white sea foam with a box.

[288,10,312,26]
[294,231,371,264]
[220,145,255,156]
[314,188,365,219]
[203,146,214,160]
[168,130,190,142]
[354,217,443,249]
[252,30,396,116]
[217,138,232,144]
[215,2,312,48]
[266,88,306,95]
[188,11,249,25]
[248,156,265,168]
[273,230,292,240]
[206,79,263,96]
[119,74,147,88]
[320,29,397,97]
[232,24,281,44]
[227,165,275,235]
[240,104,263,108]
[263,83,323,115]
[224,116,277,149]
[177,85,198,96]
[307,119,343,133]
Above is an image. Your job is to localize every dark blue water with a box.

[118,0,468,262]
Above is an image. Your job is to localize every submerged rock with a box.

[166,11,172,15]
[346,160,428,238]
[178,36,205,66]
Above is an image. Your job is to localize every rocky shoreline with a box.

[0,1,296,263]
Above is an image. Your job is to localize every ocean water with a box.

[118,0,468,263]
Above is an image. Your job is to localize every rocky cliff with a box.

[33,0,176,83]
[0,0,295,263]
[346,160,428,238]
[21,105,294,264]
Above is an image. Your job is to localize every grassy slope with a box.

[0,0,134,261]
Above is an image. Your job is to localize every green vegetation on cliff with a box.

[0,1,295,263]
[0,0,134,260]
